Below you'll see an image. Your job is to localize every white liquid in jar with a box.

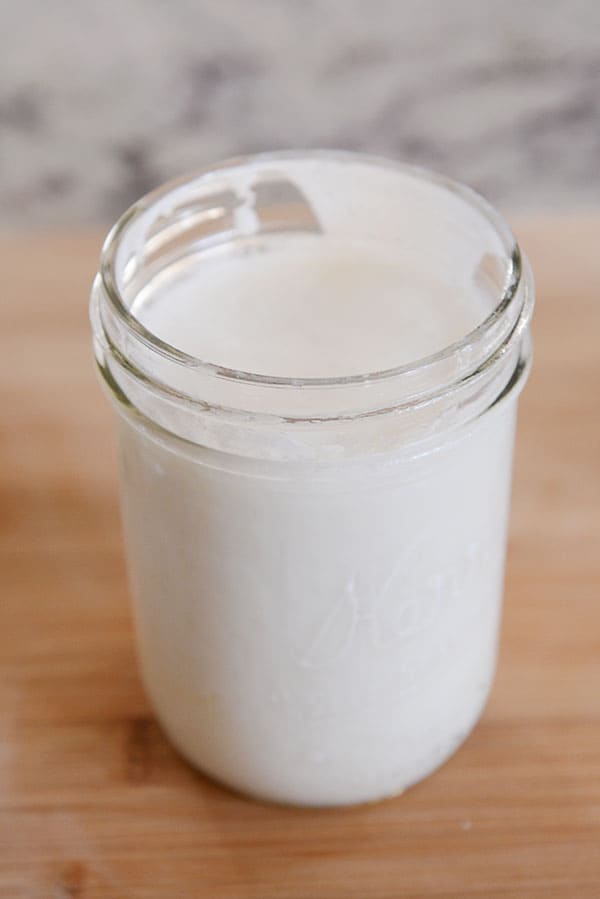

[116,231,517,806]
[131,236,488,378]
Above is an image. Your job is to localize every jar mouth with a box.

[98,149,527,390]
[92,150,533,458]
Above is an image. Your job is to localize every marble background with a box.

[1,0,599,226]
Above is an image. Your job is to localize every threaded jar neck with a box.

[90,151,533,461]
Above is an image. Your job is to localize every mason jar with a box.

[90,152,533,806]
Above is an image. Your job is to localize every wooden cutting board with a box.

[1,220,599,898]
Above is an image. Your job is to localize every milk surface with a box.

[115,232,516,805]
[132,236,487,378]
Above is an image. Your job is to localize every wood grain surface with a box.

[1,220,599,898]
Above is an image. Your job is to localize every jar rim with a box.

[99,149,524,390]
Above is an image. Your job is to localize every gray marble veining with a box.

[1,0,599,225]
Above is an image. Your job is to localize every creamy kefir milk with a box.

[91,153,533,805]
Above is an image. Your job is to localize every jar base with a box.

[152,697,491,808]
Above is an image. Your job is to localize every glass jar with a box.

[90,152,533,806]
